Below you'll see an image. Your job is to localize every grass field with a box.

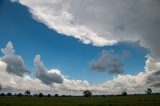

[0,95,160,106]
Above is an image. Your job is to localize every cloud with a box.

[14,0,160,89]
[1,42,29,77]
[34,55,63,85]
[146,70,160,88]
[90,50,128,74]
[14,0,160,54]
[0,42,151,94]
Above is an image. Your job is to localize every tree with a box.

[83,90,92,97]
[39,93,43,97]
[121,91,127,96]
[17,93,23,97]
[25,90,31,96]
[55,94,58,97]
[0,93,6,96]
[47,94,51,97]
[145,88,152,95]
[7,93,12,96]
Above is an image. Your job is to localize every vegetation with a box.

[121,91,127,96]
[0,95,160,106]
[0,88,160,105]
[24,90,30,96]
[83,90,92,97]
[145,88,152,95]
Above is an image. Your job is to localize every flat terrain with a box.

[0,95,160,106]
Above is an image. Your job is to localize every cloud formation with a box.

[15,0,160,55]
[90,50,128,74]
[1,42,29,77]
[2,0,160,94]
[34,55,63,85]
[0,42,152,94]
[14,0,160,89]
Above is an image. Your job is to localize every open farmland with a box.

[0,95,160,106]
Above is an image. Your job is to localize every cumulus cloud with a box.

[34,55,63,85]
[13,0,160,89]
[0,42,151,94]
[1,42,29,77]
[90,50,128,74]
[0,60,49,90]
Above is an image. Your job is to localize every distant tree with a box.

[7,93,12,96]
[145,88,152,95]
[33,93,38,97]
[83,90,92,97]
[62,95,66,97]
[39,93,43,97]
[47,94,51,97]
[121,91,127,96]
[55,94,58,97]
[0,93,6,96]
[25,90,31,96]
[17,93,23,97]
[0,85,2,90]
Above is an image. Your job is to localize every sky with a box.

[0,0,160,95]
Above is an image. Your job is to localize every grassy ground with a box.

[0,95,160,106]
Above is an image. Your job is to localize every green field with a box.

[0,95,160,106]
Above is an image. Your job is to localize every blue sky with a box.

[0,0,149,84]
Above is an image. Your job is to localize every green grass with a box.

[0,95,160,106]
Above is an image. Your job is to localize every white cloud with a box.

[3,0,160,94]
[13,0,160,91]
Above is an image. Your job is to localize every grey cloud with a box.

[147,71,160,88]
[90,50,128,74]
[1,42,29,77]
[34,55,63,85]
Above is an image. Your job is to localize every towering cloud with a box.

[34,55,63,85]
[1,42,29,77]
[90,50,128,74]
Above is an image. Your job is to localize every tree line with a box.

[0,87,159,97]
